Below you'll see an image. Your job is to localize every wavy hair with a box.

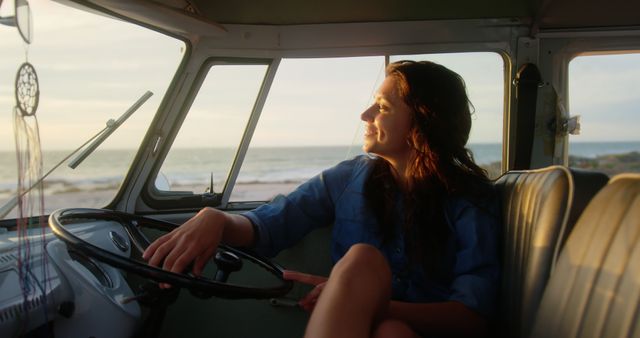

[365,60,490,274]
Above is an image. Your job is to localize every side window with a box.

[230,57,385,201]
[157,64,268,195]
[568,53,640,175]
[390,53,505,179]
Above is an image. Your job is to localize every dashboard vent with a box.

[0,294,45,324]
[0,252,17,264]
[0,253,17,274]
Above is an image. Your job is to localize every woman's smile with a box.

[364,125,378,137]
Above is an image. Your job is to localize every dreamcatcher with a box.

[13,60,51,335]
[8,0,52,334]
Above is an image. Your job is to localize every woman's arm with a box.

[143,207,255,278]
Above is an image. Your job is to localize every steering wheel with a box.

[49,208,293,299]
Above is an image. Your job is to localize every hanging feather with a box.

[13,61,51,334]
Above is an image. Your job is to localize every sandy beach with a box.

[1,182,303,219]
[3,150,640,220]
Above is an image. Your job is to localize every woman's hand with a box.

[143,207,229,284]
[283,270,328,312]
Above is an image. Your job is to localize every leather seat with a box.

[529,173,640,338]
[552,168,609,270]
[494,166,608,338]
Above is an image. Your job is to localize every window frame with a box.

[140,49,510,211]
[141,57,280,210]
[535,32,640,165]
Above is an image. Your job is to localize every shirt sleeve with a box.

[446,197,501,318]
[242,158,362,257]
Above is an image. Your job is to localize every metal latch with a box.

[561,115,581,135]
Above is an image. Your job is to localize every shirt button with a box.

[395,248,401,254]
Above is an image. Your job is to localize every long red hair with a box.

[365,60,490,274]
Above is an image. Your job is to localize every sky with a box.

[0,0,184,151]
[0,0,639,153]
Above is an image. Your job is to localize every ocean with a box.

[1,142,639,199]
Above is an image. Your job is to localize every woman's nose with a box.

[361,104,376,122]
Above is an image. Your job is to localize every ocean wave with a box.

[0,176,308,196]
[1,145,639,197]
[0,177,123,197]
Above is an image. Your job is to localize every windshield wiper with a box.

[68,91,153,168]
[0,91,153,219]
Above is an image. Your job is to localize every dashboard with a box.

[0,220,141,337]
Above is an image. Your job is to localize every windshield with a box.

[0,1,184,219]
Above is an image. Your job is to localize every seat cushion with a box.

[551,168,609,270]
[530,174,640,338]
[494,166,574,338]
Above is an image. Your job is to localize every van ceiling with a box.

[188,0,639,29]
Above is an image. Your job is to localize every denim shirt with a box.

[243,155,500,317]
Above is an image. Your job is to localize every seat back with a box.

[495,166,574,338]
[551,168,609,270]
[530,174,640,338]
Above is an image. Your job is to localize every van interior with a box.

[0,0,639,337]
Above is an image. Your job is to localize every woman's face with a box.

[360,75,414,162]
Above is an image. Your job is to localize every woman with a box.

[143,60,500,338]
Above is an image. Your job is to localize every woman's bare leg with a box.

[304,243,392,338]
[372,319,420,338]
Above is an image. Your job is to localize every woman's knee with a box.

[331,244,391,296]
[334,244,390,279]
[373,319,419,338]
[341,244,388,269]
